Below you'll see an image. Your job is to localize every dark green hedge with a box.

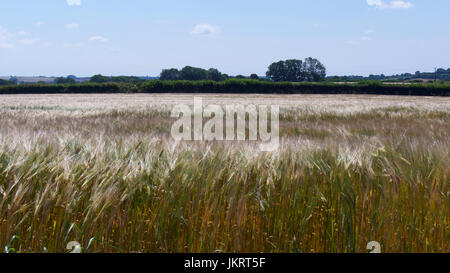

[0,83,123,94]
[141,80,449,96]
[0,80,449,96]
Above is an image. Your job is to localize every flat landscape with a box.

[0,94,449,253]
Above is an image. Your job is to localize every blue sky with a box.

[0,0,449,77]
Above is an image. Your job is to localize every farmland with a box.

[0,94,449,253]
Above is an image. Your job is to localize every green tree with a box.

[180,66,209,81]
[208,68,223,82]
[250,74,259,80]
[285,59,305,81]
[266,61,287,82]
[303,57,326,81]
[55,77,76,84]
[160,68,180,80]
[266,59,305,82]
[90,74,110,83]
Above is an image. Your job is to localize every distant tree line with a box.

[160,67,231,81]
[55,76,76,84]
[158,58,327,82]
[328,68,450,82]
[90,75,145,84]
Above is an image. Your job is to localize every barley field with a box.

[0,94,449,253]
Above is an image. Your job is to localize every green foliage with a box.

[180,66,209,81]
[0,83,122,94]
[266,58,326,82]
[55,77,76,84]
[0,80,449,96]
[357,80,383,86]
[160,66,229,81]
[160,68,181,80]
[140,79,449,96]
[90,74,110,83]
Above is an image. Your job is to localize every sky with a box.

[0,0,449,77]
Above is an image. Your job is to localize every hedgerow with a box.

[0,80,448,96]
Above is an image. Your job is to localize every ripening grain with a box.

[0,94,448,253]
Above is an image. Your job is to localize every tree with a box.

[250,74,259,80]
[208,68,222,82]
[90,74,110,83]
[266,59,312,82]
[266,61,287,82]
[160,68,180,80]
[55,77,76,84]
[180,66,209,81]
[303,57,326,81]
[284,59,305,81]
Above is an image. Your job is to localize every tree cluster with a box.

[160,66,229,81]
[90,75,144,84]
[266,58,327,82]
[54,77,76,84]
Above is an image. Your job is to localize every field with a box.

[0,94,449,253]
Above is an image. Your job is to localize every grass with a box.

[0,94,448,253]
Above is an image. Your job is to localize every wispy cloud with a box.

[191,24,219,35]
[361,30,374,41]
[36,21,45,27]
[346,30,375,45]
[66,23,79,30]
[0,26,14,49]
[367,0,413,9]
[66,0,81,6]
[89,36,108,42]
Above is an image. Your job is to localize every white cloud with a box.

[66,0,81,6]
[36,21,44,27]
[191,24,219,35]
[66,23,79,29]
[89,36,108,42]
[390,1,413,9]
[367,0,413,9]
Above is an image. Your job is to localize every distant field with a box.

[0,94,448,253]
